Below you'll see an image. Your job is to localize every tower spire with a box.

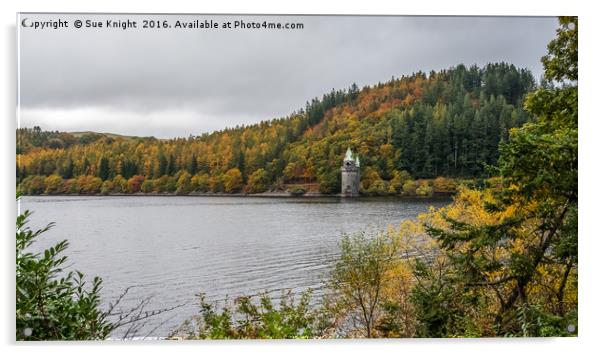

[344,147,354,161]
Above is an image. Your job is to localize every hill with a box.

[68,131,138,140]
[17,62,535,195]
[16,128,144,154]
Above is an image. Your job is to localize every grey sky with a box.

[18,14,558,138]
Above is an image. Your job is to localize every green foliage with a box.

[410,259,460,337]
[288,186,307,196]
[16,196,114,340]
[501,16,577,206]
[222,168,243,193]
[432,176,457,193]
[541,17,577,83]
[246,168,269,193]
[191,173,210,192]
[415,181,434,196]
[97,156,110,181]
[510,304,577,337]
[375,301,408,338]
[388,170,412,194]
[416,17,578,337]
[402,180,418,196]
[366,179,389,196]
[176,171,192,195]
[76,175,102,194]
[318,171,340,194]
[17,126,77,154]
[326,232,397,338]
[174,290,316,339]
[140,179,153,193]
[43,174,63,195]
[112,175,127,193]
[100,180,114,195]
[21,176,45,195]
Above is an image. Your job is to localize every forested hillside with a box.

[17,62,535,195]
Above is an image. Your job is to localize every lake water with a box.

[19,195,450,338]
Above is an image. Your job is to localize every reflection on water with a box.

[19,195,450,337]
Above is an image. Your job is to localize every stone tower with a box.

[341,147,360,197]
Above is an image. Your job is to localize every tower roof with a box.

[344,147,354,161]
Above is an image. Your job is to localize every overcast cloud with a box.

[18,14,558,138]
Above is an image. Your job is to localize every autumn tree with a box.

[112,175,127,193]
[101,180,114,195]
[176,171,192,195]
[418,17,578,336]
[127,175,145,193]
[326,232,397,338]
[43,175,63,195]
[140,179,154,193]
[222,168,243,193]
[246,168,268,193]
[191,173,210,192]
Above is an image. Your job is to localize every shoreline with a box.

[19,191,455,199]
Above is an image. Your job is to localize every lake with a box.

[19,195,450,338]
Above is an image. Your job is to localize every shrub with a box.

[173,290,315,339]
[76,175,102,194]
[112,175,127,193]
[152,175,169,193]
[388,170,412,194]
[127,175,145,193]
[223,168,243,193]
[28,176,46,195]
[432,177,457,193]
[367,179,389,196]
[176,171,192,195]
[402,180,418,196]
[16,196,114,340]
[191,173,210,192]
[208,175,223,193]
[100,180,114,195]
[165,176,178,193]
[289,186,306,196]
[318,171,340,194]
[62,178,78,194]
[325,232,397,338]
[44,175,63,195]
[246,168,268,194]
[140,179,154,193]
[415,181,434,196]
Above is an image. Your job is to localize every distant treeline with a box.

[17,62,535,195]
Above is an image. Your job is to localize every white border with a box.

[2,1,599,354]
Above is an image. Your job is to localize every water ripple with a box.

[19,195,450,337]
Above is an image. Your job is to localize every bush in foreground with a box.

[16,195,114,340]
